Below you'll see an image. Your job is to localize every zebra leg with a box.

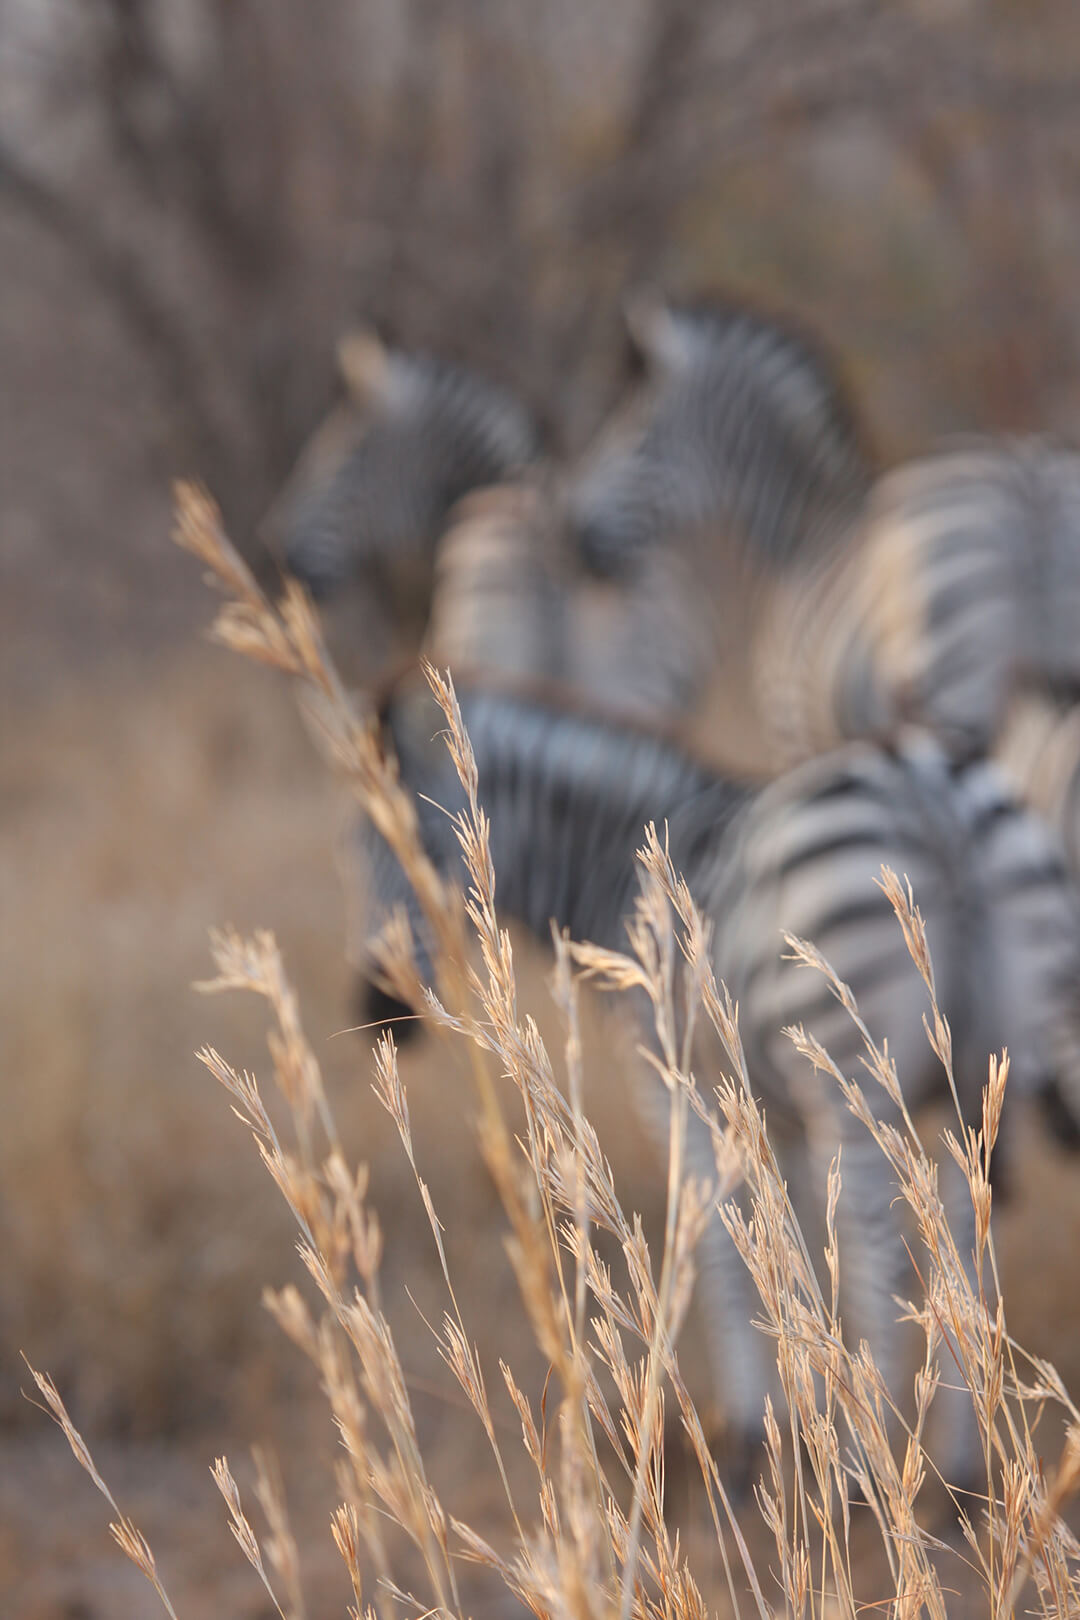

[835,1114,984,1496]
[932,1151,984,1494]
[696,1191,774,1490]
[627,1060,771,1467]
[832,1109,913,1444]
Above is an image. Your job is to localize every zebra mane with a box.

[652,300,867,456]
[385,350,541,473]
[572,296,872,577]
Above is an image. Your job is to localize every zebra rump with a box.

[759,438,1080,767]
[347,680,1080,1466]
[264,329,538,601]
[567,295,872,579]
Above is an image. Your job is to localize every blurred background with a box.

[6,2,1080,1612]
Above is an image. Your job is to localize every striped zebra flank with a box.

[751,531,898,768]
[346,679,1080,1475]
[998,694,1080,879]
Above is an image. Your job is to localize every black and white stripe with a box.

[426,482,716,724]
[267,332,713,727]
[349,682,1080,1469]
[567,297,872,580]
[265,337,538,601]
[759,438,1080,767]
[999,695,1080,879]
[348,681,740,1002]
[425,484,570,687]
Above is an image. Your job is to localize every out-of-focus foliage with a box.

[6,0,1080,536]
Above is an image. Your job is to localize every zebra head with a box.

[264,329,539,603]
[568,293,871,580]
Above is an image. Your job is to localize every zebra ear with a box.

[622,290,693,377]
[337,327,392,405]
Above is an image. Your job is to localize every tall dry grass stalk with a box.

[25,481,1080,1617]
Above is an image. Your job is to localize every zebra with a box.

[565,301,1080,774]
[998,695,1080,880]
[426,481,717,725]
[425,483,568,688]
[347,676,1080,1481]
[758,438,1080,768]
[996,694,1080,1148]
[567,292,873,581]
[266,330,715,729]
[263,328,539,606]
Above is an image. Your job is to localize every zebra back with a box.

[568,297,872,579]
[346,680,749,1009]
[856,445,1041,759]
[756,437,1080,767]
[264,332,538,601]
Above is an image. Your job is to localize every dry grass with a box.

[21,483,1080,1617]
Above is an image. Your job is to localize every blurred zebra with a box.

[427,481,716,724]
[999,695,1080,879]
[566,302,1080,773]
[263,329,539,604]
[425,484,567,686]
[267,330,715,728]
[996,694,1080,1148]
[568,293,872,580]
[349,678,1080,1476]
[758,438,1080,767]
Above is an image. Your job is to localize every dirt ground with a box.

[6,502,1080,1618]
